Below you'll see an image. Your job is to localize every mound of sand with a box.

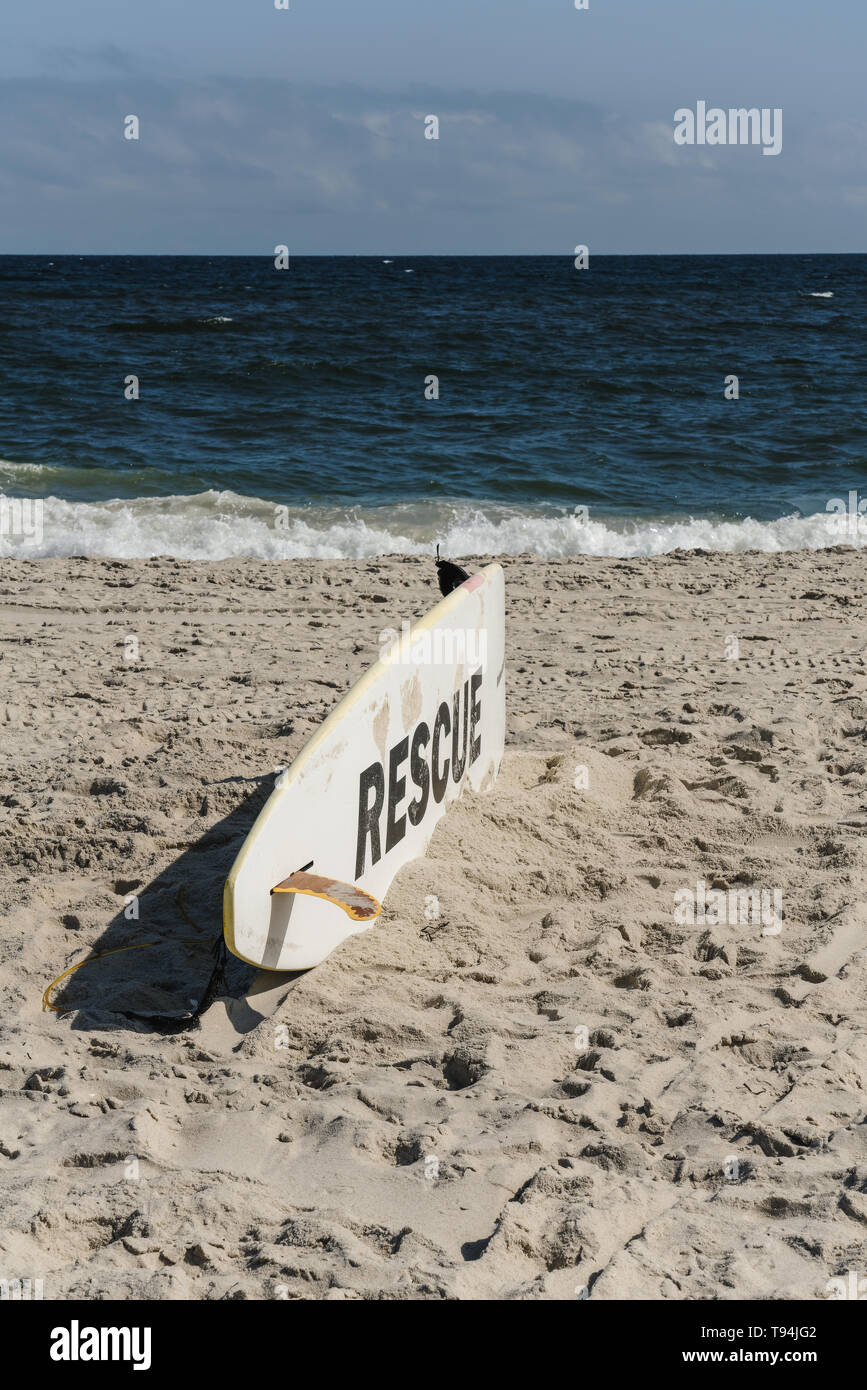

[1,550,865,1299]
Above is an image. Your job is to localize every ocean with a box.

[1,254,865,559]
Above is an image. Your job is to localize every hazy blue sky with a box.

[1,0,865,253]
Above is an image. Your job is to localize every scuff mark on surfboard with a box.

[372,696,390,762]
[400,672,423,733]
[323,738,348,789]
[479,764,497,793]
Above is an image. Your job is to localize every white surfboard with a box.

[223,563,506,971]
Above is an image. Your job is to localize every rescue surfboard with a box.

[223,562,506,971]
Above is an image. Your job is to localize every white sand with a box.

[1,549,865,1299]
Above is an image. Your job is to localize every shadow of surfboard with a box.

[53,774,305,1036]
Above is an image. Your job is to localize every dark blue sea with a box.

[1,254,865,557]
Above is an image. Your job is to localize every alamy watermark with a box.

[1,1277,44,1300]
[50,1322,151,1370]
[379,620,487,671]
[0,497,43,546]
[674,103,782,157]
[674,880,783,935]
[826,490,866,540]
[825,1270,866,1300]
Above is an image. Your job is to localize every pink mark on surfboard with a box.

[461,573,485,593]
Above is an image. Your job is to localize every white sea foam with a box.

[1,486,864,561]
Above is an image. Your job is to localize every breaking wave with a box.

[1,487,864,560]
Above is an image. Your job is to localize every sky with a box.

[1,0,865,254]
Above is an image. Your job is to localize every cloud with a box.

[39,43,148,78]
[0,76,863,252]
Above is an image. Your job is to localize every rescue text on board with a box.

[355,671,483,879]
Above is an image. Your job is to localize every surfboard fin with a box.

[435,544,471,597]
[270,870,381,923]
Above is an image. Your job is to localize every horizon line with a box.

[0,250,863,258]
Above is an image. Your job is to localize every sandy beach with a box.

[1,547,865,1301]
